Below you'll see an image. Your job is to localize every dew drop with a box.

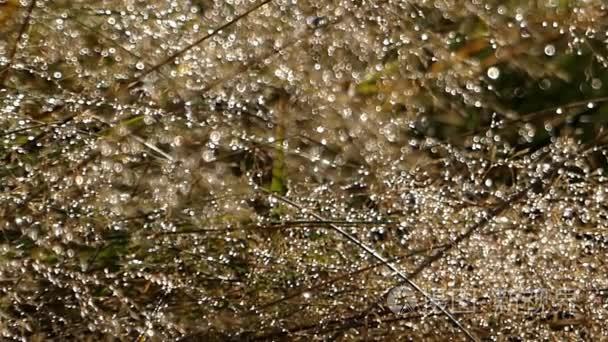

[539,79,551,90]
[383,123,398,142]
[487,66,500,79]
[52,245,63,255]
[53,224,63,237]
[173,135,183,146]
[210,131,221,143]
[202,149,215,162]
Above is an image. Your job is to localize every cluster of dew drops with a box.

[1,0,608,340]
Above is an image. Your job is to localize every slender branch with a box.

[65,14,186,103]
[198,17,341,94]
[253,244,448,312]
[1,106,73,163]
[135,0,273,82]
[270,219,394,226]
[258,187,480,342]
[148,220,391,237]
[277,286,608,340]
[0,0,37,86]
[130,135,174,161]
[408,186,530,279]
[461,95,608,138]
[520,97,608,121]
[0,121,59,137]
[407,153,556,281]
[247,307,473,341]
